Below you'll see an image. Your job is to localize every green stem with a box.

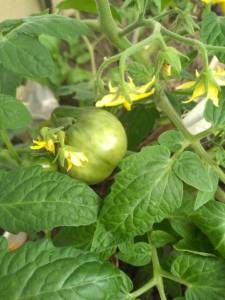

[82,36,97,75]
[119,20,143,36]
[152,247,167,300]
[96,53,122,93]
[118,22,161,99]
[160,270,189,286]
[160,26,208,69]
[75,11,96,75]
[157,91,194,141]
[82,19,101,31]
[95,0,131,50]
[95,0,147,64]
[0,129,20,163]
[128,277,156,299]
[157,92,225,186]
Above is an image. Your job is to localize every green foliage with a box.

[151,230,176,248]
[58,0,97,13]
[120,105,159,150]
[0,166,100,232]
[174,151,216,192]
[0,65,21,96]
[193,201,225,258]
[0,15,90,78]
[0,94,32,129]
[0,1,225,299]
[0,239,132,299]
[171,254,225,300]
[117,241,152,266]
[158,130,184,152]
[201,12,225,63]
[53,225,95,250]
[95,146,183,245]
[204,94,225,128]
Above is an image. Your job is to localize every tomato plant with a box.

[0,0,225,299]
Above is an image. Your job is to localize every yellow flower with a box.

[201,0,225,14]
[96,77,155,111]
[162,64,172,77]
[201,0,225,4]
[176,68,225,106]
[64,150,88,171]
[30,139,55,154]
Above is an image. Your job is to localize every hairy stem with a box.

[95,0,131,50]
[129,277,156,299]
[160,270,189,286]
[82,36,97,75]
[157,92,225,186]
[152,247,167,300]
[95,0,147,64]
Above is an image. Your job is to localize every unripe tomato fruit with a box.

[52,106,127,184]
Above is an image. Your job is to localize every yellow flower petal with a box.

[66,157,73,171]
[191,81,205,100]
[220,2,225,14]
[195,70,200,78]
[108,82,118,93]
[201,0,225,3]
[123,100,132,111]
[132,88,155,101]
[163,64,172,77]
[30,139,55,154]
[30,140,46,150]
[95,94,124,108]
[134,76,156,94]
[207,81,219,106]
[176,81,196,90]
[46,139,55,154]
[64,150,88,171]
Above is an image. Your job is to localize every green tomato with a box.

[54,107,127,184]
[22,156,58,172]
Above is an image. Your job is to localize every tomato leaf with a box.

[57,0,121,21]
[96,146,183,244]
[0,166,101,233]
[194,169,218,210]
[0,15,90,78]
[0,94,32,129]
[120,105,159,150]
[150,230,177,248]
[0,64,22,96]
[201,12,225,63]
[20,14,90,40]
[204,90,225,129]
[0,33,55,78]
[158,130,184,152]
[174,151,216,192]
[58,0,97,13]
[117,242,152,266]
[192,201,225,258]
[171,217,215,257]
[53,225,95,250]
[171,253,225,300]
[0,239,132,300]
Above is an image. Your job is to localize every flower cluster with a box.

[30,127,88,171]
[96,76,155,111]
[176,67,225,106]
